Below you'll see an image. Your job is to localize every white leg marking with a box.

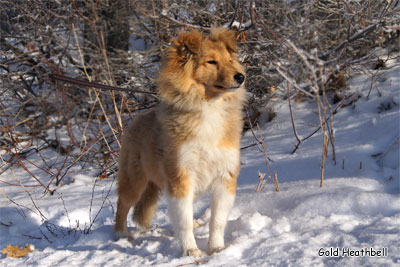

[207,183,235,255]
[167,194,203,257]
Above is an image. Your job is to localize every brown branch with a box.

[284,40,334,187]
[319,23,380,60]
[287,82,302,153]
[276,66,315,98]
[0,179,41,188]
[50,73,158,95]
[146,13,208,30]
[246,108,279,192]
[273,172,280,192]
[227,0,239,28]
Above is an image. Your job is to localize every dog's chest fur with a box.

[175,99,240,194]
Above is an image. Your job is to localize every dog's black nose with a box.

[234,73,245,84]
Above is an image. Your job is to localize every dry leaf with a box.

[98,173,108,181]
[328,71,346,89]
[2,244,35,258]
[295,97,306,103]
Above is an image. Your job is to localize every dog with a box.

[114,28,246,257]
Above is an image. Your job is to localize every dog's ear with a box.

[211,28,237,53]
[173,31,203,58]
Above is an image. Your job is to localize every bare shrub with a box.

[0,0,399,215]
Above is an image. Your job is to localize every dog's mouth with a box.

[227,86,241,92]
[214,85,225,90]
[214,85,241,91]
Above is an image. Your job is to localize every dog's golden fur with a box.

[115,28,246,257]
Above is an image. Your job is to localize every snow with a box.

[1,61,399,266]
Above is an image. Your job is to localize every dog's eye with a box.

[207,60,218,65]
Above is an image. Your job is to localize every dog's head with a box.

[162,28,246,100]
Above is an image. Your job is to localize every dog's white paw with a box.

[207,246,224,255]
[184,248,204,258]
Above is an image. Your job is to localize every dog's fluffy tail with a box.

[132,182,160,229]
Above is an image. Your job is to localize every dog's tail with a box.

[132,182,160,229]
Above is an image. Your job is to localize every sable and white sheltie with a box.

[114,28,246,257]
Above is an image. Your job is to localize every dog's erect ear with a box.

[173,31,203,58]
[211,28,237,53]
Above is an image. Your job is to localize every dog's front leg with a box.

[167,193,203,257]
[207,181,235,255]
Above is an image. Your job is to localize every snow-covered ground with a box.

[1,60,399,266]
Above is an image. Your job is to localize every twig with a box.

[0,220,12,227]
[0,179,41,188]
[256,124,274,179]
[276,66,315,98]
[319,23,380,60]
[85,174,116,234]
[273,172,280,192]
[22,233,42,240]
[39,228,53,243]
[227,0,239,28]
[287,82,303,152]
[289,92,356,154]
[146,13,208,30]
[175,258,209,267]
[85,176,98,234]
[284,40,334,187]
[57,192,72,230]
[319,61,337,165]
[256,171,266,192]
[0,105,51,191]
[245,108,279,192]
[50,73,158,95]
[245,108,264,152]
[1,166,48,221]
[320,134,329,187]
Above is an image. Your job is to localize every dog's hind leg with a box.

[114,161,148,240]
[132,181,160,230]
